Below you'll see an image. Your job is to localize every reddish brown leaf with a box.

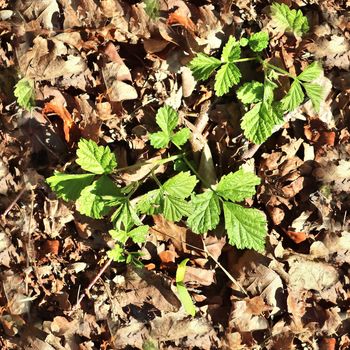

[167,12,196,32]
[286,231,307,244]
[43,102,80,144]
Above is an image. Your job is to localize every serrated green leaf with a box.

[281,79,304,112]
[214,62,241,96]
[303,83,324,112]
[172,128,191,148]
[107,243,125,262]
[221,36,241,62]
[223,202,267,252]
[271,2,309,36]
[163,195,191,221]
[298,62,323,82]
[144,0,159,19]
[237,81,264,104]
[109,229,129,244]
[176,259,196,316]
[14,78,35,111]
[46,172,95,201]
[188,53,222,81]
[155,105,178,134]
[217,169,260,202]
[129,225,149,243]
[163,172,198,199]
[149,131,170,149]
[112,200,141,232]
[241,102,284,144]
[239,37,249,47]
[76,175,122,219]
[76,139,117,174]
[136,189,162,215]
[187,191,221,234]
[249,31,269,52]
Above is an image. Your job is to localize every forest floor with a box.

[0,0,350,349]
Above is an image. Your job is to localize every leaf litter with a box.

[1,0,350,349]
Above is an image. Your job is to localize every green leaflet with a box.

[14,78,35,111]
[271,2,309,37]
[107,243,125,262]
[216,169,261,202]
[136,189,163,215]
[46,172,95,201]
[223,202,267,252]
[249,31,269,52]
[162,171,198,198]
[241,101,284,144]
[163,195,192,221]
[176,259,196,316]
[76,139,117,174]
[112,200,142,232]
[298,62,323,82]
[214,62,241,96]
[149,105,190,149]
[187,191,221,234]
[221,36,241,62]
[281,79,304,112]
[303,83,324,112]
[188,53,221,81]
[76,175,122,219]
[237,81,264,104]
[110,225,149,244]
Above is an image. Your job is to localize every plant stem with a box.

[181,156,212,188]
[113,153,186,174]
[233,57,259,63]
[258,57,296,79]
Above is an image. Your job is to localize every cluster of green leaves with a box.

[188,169,266,251]
[188,32,269,97]
[270,2,309,37]
[14,78,35,111]
[149,105,191,149]
[188,3,324,144]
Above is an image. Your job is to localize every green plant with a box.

[14,77,35,111]
[143,0,160,20]
[188,3,324,144]
[47,106,267,266]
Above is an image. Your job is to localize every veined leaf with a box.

[217,169,260,202]
[188,53,222,81]
[155,105,178,135]
[112,200,141,232]
[14,78,35,111]
[110,225,149,244]
[162,172,198,199]
[303,83,324,112]
[76,139,117,174]
[76,175,122,219]
[241,102,284,144]
[163,195,191,221]
[214,62,241,96]
[249,31,269,52]
[149,131,170,149]
[176,259,196,316]
[281,79,304,112]
[298,61,323,82]
[136,189,162,215]
[172,128,191,148]
[223,201,267,252]
[187,191,221,234]
[107,243,125,262]
[221,36,241,62]
[237,81,264,104]
[271,2,309,36]
[46,172,95,201]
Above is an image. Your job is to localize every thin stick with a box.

[2,187,26,218]
[71,258,113,312]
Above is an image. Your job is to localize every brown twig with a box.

[70,258,113,313]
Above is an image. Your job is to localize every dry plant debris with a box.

[0,0,350,349]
